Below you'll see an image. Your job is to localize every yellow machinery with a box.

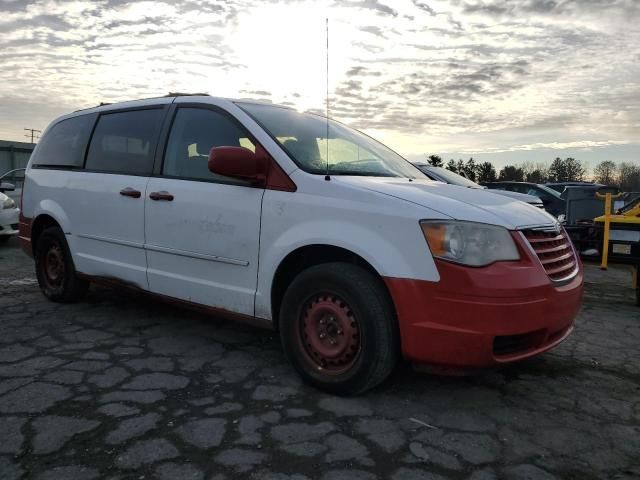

[594,192,640,304]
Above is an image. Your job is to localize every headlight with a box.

[2,197,15,209]
[420,221,520,266]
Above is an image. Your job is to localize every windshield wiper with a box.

[329,171,396,177]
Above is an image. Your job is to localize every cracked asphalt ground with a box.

[1,237,639,480]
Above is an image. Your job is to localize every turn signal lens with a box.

[420,221,520,267]
[422,223,447,256]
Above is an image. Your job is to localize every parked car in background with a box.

[20,95,583,394]
[483,181,566,218]
[545,181,609,194]
[414,164,544,209]
[0,190,19,244]
[0,168,26,208]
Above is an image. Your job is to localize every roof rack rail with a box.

[165,92,210,97]
[72,93,211,113]
[73,102,111,112]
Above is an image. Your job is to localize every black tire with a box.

[35,226,88,302]
[0,236,10,244]
[279,262,399,395]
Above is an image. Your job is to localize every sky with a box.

[0,0,639,170]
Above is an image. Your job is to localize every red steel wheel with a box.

[44,242,65,288]
[299,294,361,375]
[35,226,89,303]
[280,262,399,395]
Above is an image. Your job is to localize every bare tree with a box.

[521,161,549,183]
[618,163,640,191]
[593,160,617,185]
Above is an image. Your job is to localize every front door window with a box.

[163,108,256,184]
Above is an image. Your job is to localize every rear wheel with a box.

[35,226,88,302]
[279,262,399,395]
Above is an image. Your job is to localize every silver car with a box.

[0,168,23,244]
[0,191,19,244]
[0,168,25,208]
[414,164,545,209]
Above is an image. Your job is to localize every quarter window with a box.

[85,109,164,175]
[163,108,256,183]
[31,114,96,168]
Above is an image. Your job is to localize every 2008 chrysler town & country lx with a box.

[19,95,583,394]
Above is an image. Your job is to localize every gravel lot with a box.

[1,236,639,480]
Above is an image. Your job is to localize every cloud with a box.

[0,0,637,168]
[461,0,640,16]
[413,1,436,15]
[461,140,631,154]
[1,14,72,32]
[0,0,29,13]
[240,89,272,96]
[360,25,387,38]
[333,0,398,16]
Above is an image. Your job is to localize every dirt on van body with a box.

[0,237,639,480]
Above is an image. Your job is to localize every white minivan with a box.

[20,95,583,394]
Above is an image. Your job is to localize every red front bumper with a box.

[384,238,583,369]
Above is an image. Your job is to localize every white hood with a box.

[336,177,557,230]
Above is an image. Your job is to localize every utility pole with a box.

[24,128,41,144]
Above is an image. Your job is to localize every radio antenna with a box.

[325,17,330,181]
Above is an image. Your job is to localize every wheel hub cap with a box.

[301,295,360,373]
[45,245,64,286]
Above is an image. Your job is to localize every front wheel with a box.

[279,262,399,395]
[35,226,89,302]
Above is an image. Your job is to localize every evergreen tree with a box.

[498,165,525,182]
[465,157,477,182]
[427,155,443,167]
[476,162,497,183]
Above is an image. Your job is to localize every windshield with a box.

[237,103,424,178]
[0,168,26,189]
[536,184,562,198]
[427,166,481,188]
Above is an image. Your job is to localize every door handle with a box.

[120,187,141,198]
[149,191,174,201]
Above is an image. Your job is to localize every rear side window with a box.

[31,114,95,168]
[85,109,165,175]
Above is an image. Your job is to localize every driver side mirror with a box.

[208,147,267,186]
[0,182,15,192]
